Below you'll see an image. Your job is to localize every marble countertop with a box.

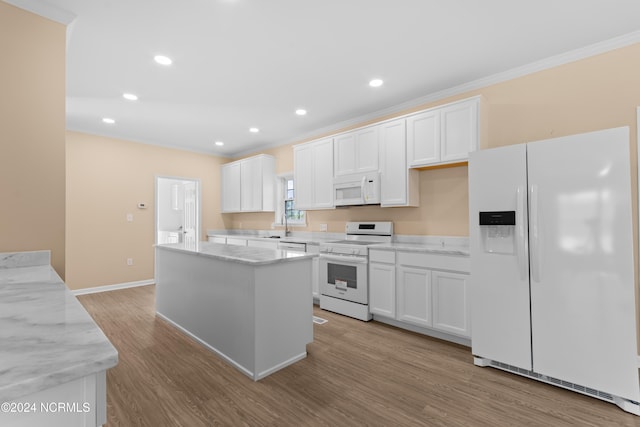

[206,230,470,254]
[207,231,341,246]
[0,251,118,402]
[370,242,469,256]
[157,241,318,265]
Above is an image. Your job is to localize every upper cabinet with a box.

[221,154,275,213]
[379,118,419,207]
[294,138,334,210]
[333,126,379,177]
[407,97,479,168]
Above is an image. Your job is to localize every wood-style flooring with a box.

[78,285,640,426]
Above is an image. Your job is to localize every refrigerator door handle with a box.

[516,186,527,280]
[530,184,540,282]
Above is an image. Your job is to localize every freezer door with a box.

[527,127,640,402]
[469,143,532,370]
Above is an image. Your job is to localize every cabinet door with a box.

[431,271,470,337]
[312,139,334,208]
[240,157,260,211]
[440,99,478,163]
[407,110,440,167]
[226,238,247,246]
[221,162,241,212]
[397,266,431,327]
[379,119,418,207]
[369,262,396,318]
[247,239,278,249]
[209,236,226,244]
[293,144,314,210]
[355,127,379,173]
[334,132,357,176]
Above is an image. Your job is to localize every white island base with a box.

[156,244,313,380]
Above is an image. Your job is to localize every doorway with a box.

[156,176,201,245]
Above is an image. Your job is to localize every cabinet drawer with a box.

[397,251,469,273]
[369,249,395,264]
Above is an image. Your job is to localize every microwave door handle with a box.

[360,176,366,203]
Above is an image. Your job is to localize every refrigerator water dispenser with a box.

[479,211,516,254]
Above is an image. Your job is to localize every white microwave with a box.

[333,172,381,206]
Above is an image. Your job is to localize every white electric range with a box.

[319,222,393,321]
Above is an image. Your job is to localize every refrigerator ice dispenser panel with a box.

[479,211,516,254]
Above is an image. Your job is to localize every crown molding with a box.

[3,0,76,24]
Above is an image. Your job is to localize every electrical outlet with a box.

[127,258,133,266]
[319,224,328,232]
[126,213,133,222]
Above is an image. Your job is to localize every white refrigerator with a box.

[469,127,640,414]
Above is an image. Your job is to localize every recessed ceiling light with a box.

[295,109,307,116]
[249,127,260,133]
[123,93,138,101]
[102,118,115,124]
[369,79,384,88]
[154,55,172,66]
[215,141,224,146]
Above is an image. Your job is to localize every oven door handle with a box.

[319,254,368,264]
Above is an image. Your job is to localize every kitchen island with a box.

[0,250,118,427]
[155,241,315,380]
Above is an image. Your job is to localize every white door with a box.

[182,181,197,245]
[527,127,640,401]
[334,132,357,176]
[355,127,379,173]
[156,177,200,246]
[468,143,532,370]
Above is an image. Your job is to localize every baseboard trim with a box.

[72,279,154,296]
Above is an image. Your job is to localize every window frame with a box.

[274,172,306,227]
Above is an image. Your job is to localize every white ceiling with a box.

[8,0,640,157]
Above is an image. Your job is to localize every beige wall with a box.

[66,131,226,290]
[0,3,66,276]
[229,43,640,239]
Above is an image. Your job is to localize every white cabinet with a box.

[247,239,279,250]
[370,249,470,339]
[407,97,479,168]
[208,236,226,244]
[220,154,275,213]
[432,270,470,337]
[397,265,432,328]
[293,138,334,210]
[333,126,379,177]
[369,250,396,318]
[379,119,419,207]
[226,237,247,246]
[221,162,241,212]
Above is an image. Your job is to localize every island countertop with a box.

[157,241,318,265]
[0,252,118,403]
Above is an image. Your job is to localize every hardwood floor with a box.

[78,285,640,426]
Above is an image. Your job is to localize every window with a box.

[275,174,306,226]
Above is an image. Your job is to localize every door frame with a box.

[155,175,202,245]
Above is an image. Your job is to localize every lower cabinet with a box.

[247,239,279,249]
[369,249,470,339]
[226,237,247,246]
